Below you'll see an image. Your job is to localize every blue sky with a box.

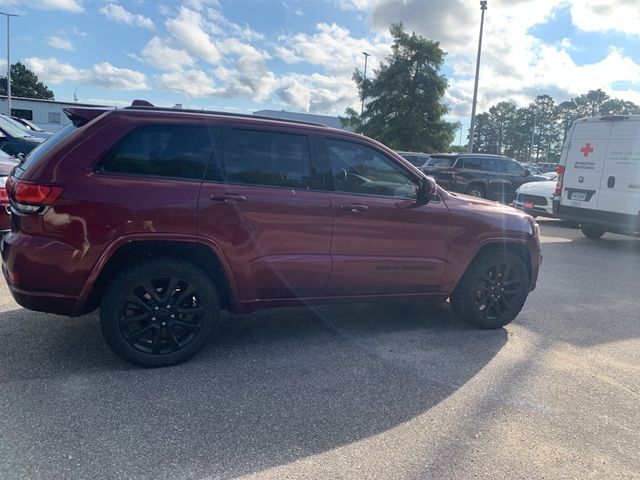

[2,0,639,128]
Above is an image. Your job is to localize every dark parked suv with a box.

[423,153,546,203]
[2,102,541,367]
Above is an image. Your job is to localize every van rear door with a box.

[559,119,610,211]
[596,117,640,216]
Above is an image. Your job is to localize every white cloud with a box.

[0,0,84,11]
[569,0,640,36]
[23,57,149,91]
[91,62,149,90]
[165,7,221,64]
[156,69,218,97]
[140,36,195,71]
[276,23,391,76]
[275,73,359,114]
[47,36,74,51]
[99,3,155,29]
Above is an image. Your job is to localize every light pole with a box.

[1,12,18,116]
[467,0,487,153]
[360,51,370,116]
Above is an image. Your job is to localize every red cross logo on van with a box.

[580,143,594,157]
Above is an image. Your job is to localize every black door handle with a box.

[607,176,615,188]
[209,192,247,202]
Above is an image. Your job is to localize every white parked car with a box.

[514,180,556,217]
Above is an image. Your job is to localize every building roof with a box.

[253,109,347,130]
[0,95,107,108]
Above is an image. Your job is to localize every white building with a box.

[0,96,107,132]
[253,110,352,130]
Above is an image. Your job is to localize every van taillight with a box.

[6,177,63,213]
[554,165,565,197]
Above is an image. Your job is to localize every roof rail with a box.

[123,100,327,128]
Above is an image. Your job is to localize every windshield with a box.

[0,115,31,138]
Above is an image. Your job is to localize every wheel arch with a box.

[451,240,533,293]
[78,237,237,315]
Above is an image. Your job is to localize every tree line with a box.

[470,90,640,163]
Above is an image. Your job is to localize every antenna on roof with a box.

[73,88,78,103]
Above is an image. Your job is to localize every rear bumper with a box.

[2,274,80,315]
[554,202,640,236]
[1,232,91,316]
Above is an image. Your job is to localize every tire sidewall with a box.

[451,251,529,329]
[100,260,221,367]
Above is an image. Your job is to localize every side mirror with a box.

[416,176,437,206]
[523,168,531,177]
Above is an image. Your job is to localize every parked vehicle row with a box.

[0,114,45,157]
[1,101,541,367]
[421,153,547,204]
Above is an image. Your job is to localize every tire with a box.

[100,258,221,367]
[450,250,530,329]
[581,225,605,239]
[465,185,485,198]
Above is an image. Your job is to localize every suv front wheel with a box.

[100,258,221,367]
[450,250,529,329]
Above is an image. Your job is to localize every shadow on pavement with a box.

[0,301,506,479]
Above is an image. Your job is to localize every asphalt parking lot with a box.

[0,219,639,480]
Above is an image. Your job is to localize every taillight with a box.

[6,177,63,214]
[554,165,565,197]
[0,177,8,204]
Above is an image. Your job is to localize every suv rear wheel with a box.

[465,185,485,198]
[450,250,529,329]
[100,258,221,367]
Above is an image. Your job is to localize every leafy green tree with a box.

[342,23,456,152]
[0,62,54,99]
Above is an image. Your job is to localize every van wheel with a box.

[100,258,221,367]
[581,226,605,239]
[465,185,485,198]
[450,251,529,329]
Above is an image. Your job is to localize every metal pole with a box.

[529,111,537,161]
[360,51,370,116]
[468,1,487,153]
[1,12,17,116]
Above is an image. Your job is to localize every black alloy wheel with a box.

[101,258,220,367]
[450,251,530,329]
[119,276,205,355]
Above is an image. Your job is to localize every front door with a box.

[198,127,333,301]
[321,137,451,296]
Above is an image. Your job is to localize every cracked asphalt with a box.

[0,218,638,479]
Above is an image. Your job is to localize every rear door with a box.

[197,126,333,301]
[596,118,640,216]
[559,120,611,211]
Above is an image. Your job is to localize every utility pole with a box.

[360,51,370,116]
[468,1,488,153]
[529,110,538,161]
[1,12,18,116]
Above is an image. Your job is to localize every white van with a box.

[554,115,640,238]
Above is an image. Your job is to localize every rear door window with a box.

[426,156,455,168]
[217,129,313,189]
[101,125,218,180]
[464,157,486,170]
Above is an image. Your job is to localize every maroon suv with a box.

[1,102,541,367]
